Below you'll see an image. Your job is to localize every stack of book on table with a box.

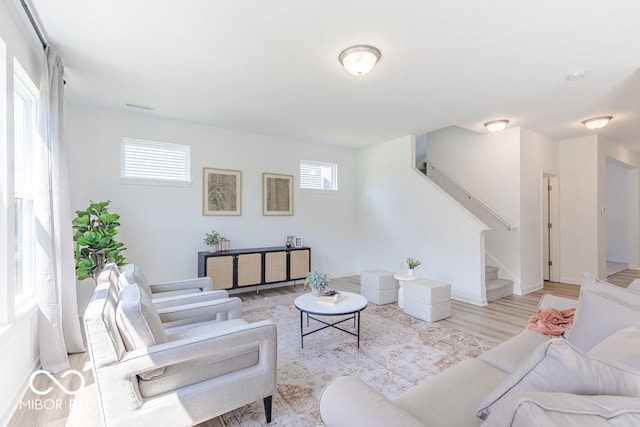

[317,289,341,304]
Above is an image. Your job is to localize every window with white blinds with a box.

[121,138,191,184]
[299,160,338,190]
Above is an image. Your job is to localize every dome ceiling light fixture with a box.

[582,116,613,130]
[484,119,509,132]
[566,69,588,81]
[338,45,381,76]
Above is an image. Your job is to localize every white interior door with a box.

[543,176,550,281]
[543,175,559,282]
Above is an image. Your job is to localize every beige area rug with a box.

[65,291,497,426]
[221,291,498,426]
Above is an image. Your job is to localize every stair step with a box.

[486,278,514,302]
[485,265,499,281]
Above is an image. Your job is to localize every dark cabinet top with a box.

[198,246,310,257]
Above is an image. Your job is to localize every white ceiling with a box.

[27,0,640,150]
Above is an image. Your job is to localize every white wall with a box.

[426,126,520,225]
[356,135,489,305]
[559,135,640,284]
[0,0,42,422]
[559,136,600,283]
[425,125,522,290]
[606,160,629,263]
[599,138,640,271]
[519,128,559,293]
[67,104,359,308]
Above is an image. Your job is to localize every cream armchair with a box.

[85,266,277,426]
[119,263,229,309]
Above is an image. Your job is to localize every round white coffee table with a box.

[393,273,418,309]
[294,291,368,348]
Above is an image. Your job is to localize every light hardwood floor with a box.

[9,270,640,426]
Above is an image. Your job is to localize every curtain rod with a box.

[20,0,47,49]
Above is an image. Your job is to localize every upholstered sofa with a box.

[320,273,640,426]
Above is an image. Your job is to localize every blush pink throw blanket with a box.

[526,307,576,336]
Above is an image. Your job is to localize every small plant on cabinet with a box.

[204,231,221,252]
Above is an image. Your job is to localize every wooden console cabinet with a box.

[197,246,311,290]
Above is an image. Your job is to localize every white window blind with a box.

[300,160,337,190]
[121,138,191,183]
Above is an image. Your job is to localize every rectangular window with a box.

[121,138,191,184]
[13,61,38,303]
[300,160,338,190]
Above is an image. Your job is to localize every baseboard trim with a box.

[516,282,543,295]
[452,292,486,307]
[607,258,629,264]
[560,276,580,285]
[332,271,359,279]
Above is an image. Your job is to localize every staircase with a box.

[485,265,513,302]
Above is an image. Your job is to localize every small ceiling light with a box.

[566,69,588,81]
[484,119,509,132]
[339,45,381,76]
[582,116,613,130]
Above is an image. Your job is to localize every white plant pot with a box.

[209,245,218,253]
[407,268,414,276]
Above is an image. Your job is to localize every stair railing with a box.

[424,160,517,231]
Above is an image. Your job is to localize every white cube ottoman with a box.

[403,278,451,322]
[360,270,398,305]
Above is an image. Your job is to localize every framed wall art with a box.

[203,168,241,216]
[262,173,293,216]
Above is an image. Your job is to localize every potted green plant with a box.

[204,230,221,252]
[72,200,126,282]
[307,270,330,296]
[406,257,422,276]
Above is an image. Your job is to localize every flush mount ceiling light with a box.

[566,69,588,81]
[338,45,381,76]
[582,116,613,130]
[484,119,509,132]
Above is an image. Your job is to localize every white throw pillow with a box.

[590,324,640,370]
[482,392,640,427]
[116,284,168,379]
[565,272,640,351]
[120,263,154,297]
[476,338,640,420]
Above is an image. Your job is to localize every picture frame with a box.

[263,173,294,216]
[203,168,241,216]
[295,237,302,248]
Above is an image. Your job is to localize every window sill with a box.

[0,300,37,346]
[300,188,339,194]
[120,178,192,187]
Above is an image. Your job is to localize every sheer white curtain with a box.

[35,47,85,373]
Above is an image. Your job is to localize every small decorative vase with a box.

[408,268,414,276]
[209,245,218,253]
[312,288,321,296]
